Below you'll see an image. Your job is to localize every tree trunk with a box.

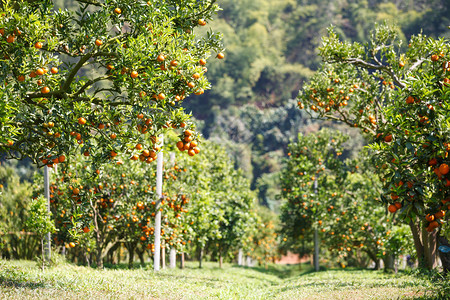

[383,254,395,272]
[180,252,185,269]
[409,219,425,267]
[41,238,45,271]
[137,248,145,266]
[85,251,90,267]
[365,250,380,270]
[199,247,204,268]
[421,225,438,269]
[219,252,223,268]
[128,244,135,269]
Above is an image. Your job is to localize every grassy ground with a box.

[0,259,443,299]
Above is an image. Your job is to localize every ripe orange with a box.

[41,86,50,94]
[78,117,87,125]
[114,7,121,14]
[435,210,445,219]
[130,70,138,78]
[199,58,207,65]
[198,19,206,26]
[388,204,397,213]
[439,163,449,175]
[51,67,58,74]
[384,134,393,143]
[136,143,143,150]
[157,54,165,62]
[170,60,178,67]
[17,75,25,82]
[429,158,438,166]
[110,150,118,157]
[394,202,402,209]
[83,227,90,233]
[194,88,204,95]
[405,96,415,104]
[431,54,439,62]
[217,52,225,59]
[425,214,435,222]
[34,41,43,49]
[6,35,15,43]
[187,82,195,88]
[58,155,66,163]
[95,39,103,46]
[73,187,80,195]
[110,133,117,139]
[36,68,45,76]
[157,93,165,100]
[69,242,76,248]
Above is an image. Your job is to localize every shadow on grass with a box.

[232,263,318,279]
[0,274,46,289]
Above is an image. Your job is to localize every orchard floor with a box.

[0,259,443,299]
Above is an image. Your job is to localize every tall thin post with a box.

[169,248,176,268]
[314,178,319,272]
[154,136,164,271]
[168,152,177,269]
[43,165,51,262]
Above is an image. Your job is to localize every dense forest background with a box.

[13,0,450,211]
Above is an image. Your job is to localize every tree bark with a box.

[383,253,395,272]
[180,252,185,269]
[128,244,135,269]
[219,252,223,268]
[199,247,204,268]
[365,249,380,270]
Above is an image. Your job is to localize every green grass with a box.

[0,259,443,299]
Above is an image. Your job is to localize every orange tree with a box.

[43,143,192,268]
[0,0,223,166]
[296,23,449,269]
[179,141,257,267]
[241,206,280,267]
[279,129,410,269]
[279,129,348,266]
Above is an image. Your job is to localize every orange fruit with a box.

[78,117,87,125]
[114,7,121,14]
[130,70,138,78]
[157,54,165,62]
[95,39,103,46]
[51,67,58,74]
[41,86,50,94]
[388,204,397,213]
[69,242,76,248]
[58,155,66,163]
[34,41,43,49]
[199,58,207,65]
[394,202,402,209]
[6,35,15,43]
[217,52,225,59]
[439,163,449,175]
[36,68,45,76]
[384,134,393,143]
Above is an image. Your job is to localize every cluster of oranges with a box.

[425,209,446,232]
[176,129,200,156]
